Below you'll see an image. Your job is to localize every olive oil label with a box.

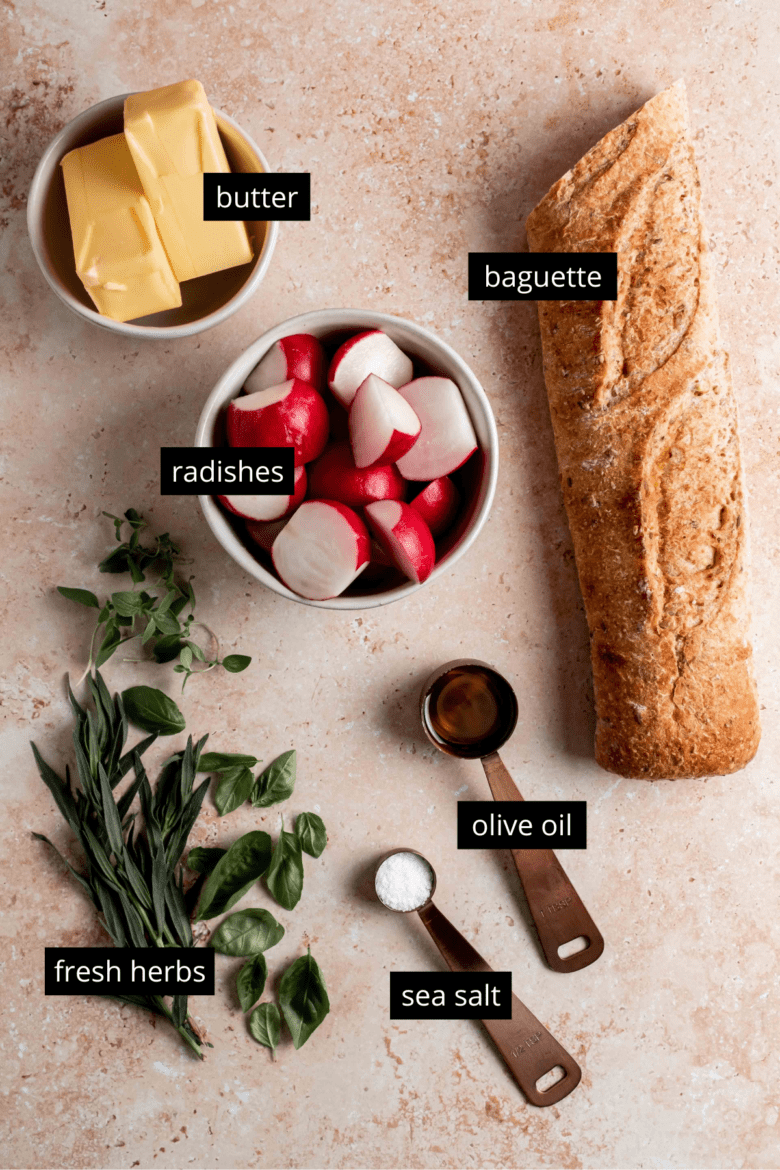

[457,801,587,849]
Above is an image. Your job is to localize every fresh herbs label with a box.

[279,949,330,1050]
[195,831,272,921]
[265,824,304,911]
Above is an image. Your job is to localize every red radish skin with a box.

[272,499,370,600]
[218,466,307,522]
[307,442,406,508]
[227,379,329,466]
[349,373,421,468]
[245,334,325,394]
[327,330,414,409]
[245,517,290,553]
[365,499,435,584]
[396,377,478,481]
[409,476,461,538]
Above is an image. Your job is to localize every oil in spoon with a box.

[425,664,516,757]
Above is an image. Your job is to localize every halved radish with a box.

[272,500,370,600]
[328,330,414,409]
[365,499,435,584]
[245,517,291,553]
[307,442,405,508]
[219,466,307,522]
[245,334,325,394]
[227,379,329,466]
[409,476,461,538]
[396,377,478,481]
[349,374,421,468]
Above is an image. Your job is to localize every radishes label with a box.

[468,252,617,300]
[458,801,587,849]
[203,173,311,221]
[160,447,295,494]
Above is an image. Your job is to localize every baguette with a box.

[526,81,760,779]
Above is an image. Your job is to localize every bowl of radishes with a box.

[195,309,498,608]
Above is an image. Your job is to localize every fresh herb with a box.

[214,766,255,816]
[295,812,327,858]
[265,819,304,911]
[195,831,272,921]
[252,750,297,808]
[187,846,226,874]
[31,672,210,1059]
[58,509,252,689]
[198,752,259,772]
[210,908,284,957]
[122,686,186,736]
[249,1002,281,1054]
[279,948,330,1050]
[238,954,269,1012]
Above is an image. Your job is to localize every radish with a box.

[396,377,478,481]
[219,466,307,522]
[327,330,414,408]
[365,499,435,584]
[409,476,461,538]
[349,374,421,468]
[226,379,329,466]
[245,334,325,394]
[272,500,370,600]
[245,517,290,553]
[307,442,405,508]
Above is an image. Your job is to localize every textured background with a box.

[2,1,779,1167]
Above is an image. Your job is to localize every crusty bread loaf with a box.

[526,81,760,779]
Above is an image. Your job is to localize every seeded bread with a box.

[526,81,760,779]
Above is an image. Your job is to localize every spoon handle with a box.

[481,752,605,973]
[417,901,581,1107]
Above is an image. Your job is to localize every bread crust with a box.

[526,81,760,779]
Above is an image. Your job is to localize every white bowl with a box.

[27,94,278,339]
[195,309,498,610]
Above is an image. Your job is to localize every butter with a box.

[124,80,253,282]
[60,133,182,322]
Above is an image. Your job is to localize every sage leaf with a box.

[195,830,272,921]
[279,950,329,1050]
[223,654,251,673]
[58,586,99,608]
[252,750,296,808]
[214,766,254,816]
[249,1002,281,1051]
[187,846,226,874]
[265,828,304,911]
[237,954,268,1012]
[122,686,185,736]
[96,620,122,667]
[198,752,258,773]
[210,908,284,957]
[111,590,144,617]
[295,812,327,858]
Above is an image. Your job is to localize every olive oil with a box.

[426,664,517,758]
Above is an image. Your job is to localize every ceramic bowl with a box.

[195,309,498,610]
[27,94,278,339]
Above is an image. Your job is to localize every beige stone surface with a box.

[1,1,779,1167]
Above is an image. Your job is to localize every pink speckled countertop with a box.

[2,2,780,1168]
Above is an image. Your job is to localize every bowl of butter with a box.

[28,80,278,339]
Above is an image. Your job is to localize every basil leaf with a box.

[252,750,296,808]
[249,1002,281,1051]
[215,766,254,816]
[152,634,185,664]
[187,846,226,874]
[111,590,144,617]
[198,752,258,773]
[237,954,268,1012]
[211,908,284,957]
[279,950,329,1050]
[223,654,251,674]
[265,828,304,911]
[195,830,272,921]
[122,686,185,736]
[57,586,99,608]
[295,812,327,858]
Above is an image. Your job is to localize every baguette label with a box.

[457,801,587,849]
[468,252,617,300]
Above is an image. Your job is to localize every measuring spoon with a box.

[375,848,581,1107]
[420,659,604,973]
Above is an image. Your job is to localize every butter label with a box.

[204,173,311,221]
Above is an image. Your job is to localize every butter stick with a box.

[124,80,253,282]
[60,133,182,322]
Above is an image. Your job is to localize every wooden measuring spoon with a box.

[420,659,604,973]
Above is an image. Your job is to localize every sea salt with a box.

[375,852,434,911]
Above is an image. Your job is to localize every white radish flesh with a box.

[396,377,478,481]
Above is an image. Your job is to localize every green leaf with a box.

[214,766,254,817]
[211,908,284,957]
[180,645,193,670]
[99,547,131,575]
[279,950,329,1050]
[110,591,144,617]
[95,620,122,667]
[249,1002,281,1051]
[195,831,272,921]
[198,752,258,773]
[265,828,304,911]
[152,634,185,664]
[187,846,226,875]
[237,954,268,1012]
[154,610,181,637]
[122,687,185,737]
[223,654,252,674]
[252,750,296,808]
[295,812,327,858]
[58,586,100,608]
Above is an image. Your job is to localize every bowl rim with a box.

[195,308,499,610]
[27,92,279,340]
